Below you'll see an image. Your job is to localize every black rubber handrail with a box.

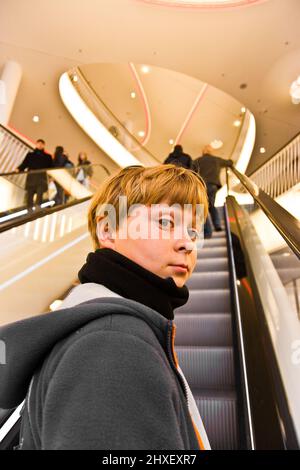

[230,166,300,259]
[0,197,91,234]
[0,163,111,178]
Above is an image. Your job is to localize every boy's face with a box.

[98,202,201,288]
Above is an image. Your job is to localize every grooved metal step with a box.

[176,220,240,450]
[193,390,238,450]
[175,313,232,346]
[197,246,228,259]
[175,346,235,390]
[176,289,231,314]
[186,272,229,290]
[200,237,227,248]
[195,257,229,272]
[211,230,226,238]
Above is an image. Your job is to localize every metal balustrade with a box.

[250,134,300,198]
[0,125,33,173]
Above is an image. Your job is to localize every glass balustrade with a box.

[0,164,110,224]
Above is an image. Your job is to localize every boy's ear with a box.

[96,217,115,249]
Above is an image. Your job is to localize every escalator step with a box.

[211,230,226,238]
[197,246,228,259]
[175,346,235,390]
[193,390,238,450]
[174,313,232,347]
[199,237,227,248]
[186,272,229,290]
[176,289,231,314]
[195,258,229,272]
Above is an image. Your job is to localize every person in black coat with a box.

[53,146,74,205]
[193,145,233,237]
[164,145,193,169]
[17,139,53,210]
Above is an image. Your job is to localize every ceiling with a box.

[79,62,244,161]
[0,0,300,174]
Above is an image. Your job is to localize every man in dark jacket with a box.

[0,165,211,450]
[164,144,193,169]
[17,139,53,210]
[193,145,233,237]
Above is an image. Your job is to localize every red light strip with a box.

[7,124,36,147]
[175,83,208,145]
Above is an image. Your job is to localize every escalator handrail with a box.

[230,166,300,259]
[0,196,91,234]
[0,162,111,178]
[223,202,255,449]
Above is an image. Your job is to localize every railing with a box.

[229,166,300,258]
[249,133,300,199]
[0,163,111,221]
[69,67,160,167]
[0,124,34,173]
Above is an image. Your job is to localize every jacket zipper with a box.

[168,321,208,450]
[166,321,189,406]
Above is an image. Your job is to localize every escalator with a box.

[176,221,240,449]
[174,166,300,449]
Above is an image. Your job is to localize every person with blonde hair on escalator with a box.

[0,164,211,450]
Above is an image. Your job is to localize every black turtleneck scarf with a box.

[78,248,189,320]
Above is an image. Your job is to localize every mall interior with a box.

[0,0,299,450]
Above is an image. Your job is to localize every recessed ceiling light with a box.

[259,147,266,153]
[169,139,174,145]
[32,115,40,123]
[241,107,246,113]
[141,65,150,74]
[233,120,241,127]
[210,139,223,149]
[71,74,78,83]
[138,130,145,137]
[130,91,136,99]
[289,76,300,104]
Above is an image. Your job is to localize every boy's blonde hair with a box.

[88,164,208,249]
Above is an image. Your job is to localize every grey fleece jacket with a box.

[0,285,209,450]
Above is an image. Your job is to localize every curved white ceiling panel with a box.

[137,0,268,9]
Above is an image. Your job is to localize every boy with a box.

[0,164,210,450]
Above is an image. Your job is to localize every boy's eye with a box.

[187,227,200,241]
[159,218,174,229]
